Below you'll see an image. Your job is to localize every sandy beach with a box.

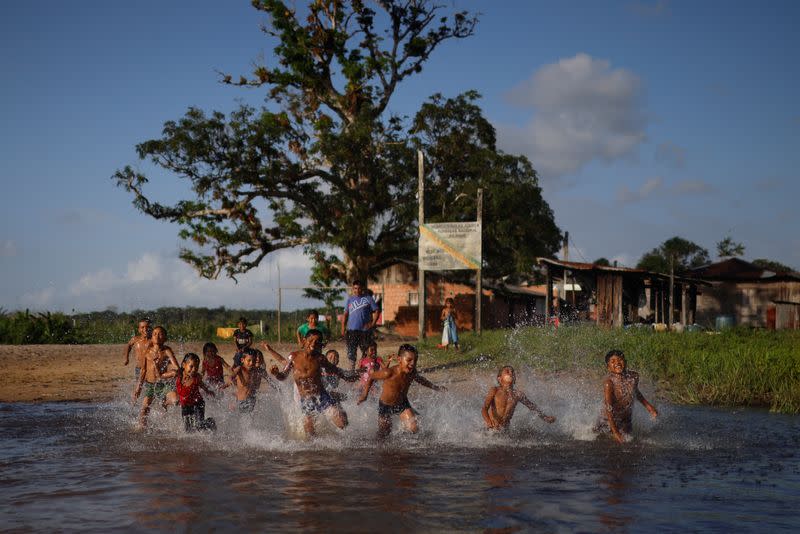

[0,341,330,403]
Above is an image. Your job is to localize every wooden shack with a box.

[537,258,708,328]
[689,258,800,329]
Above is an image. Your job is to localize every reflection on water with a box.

[1,375,799,532]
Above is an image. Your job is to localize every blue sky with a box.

[1,0,798,313]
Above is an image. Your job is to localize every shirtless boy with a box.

[123,318,152,379]
[594,349,658,443]
[482,366,555,431]
[357,344,446,439]
[270,330,358,437]
[132,326,180,428]
[229,352,266,414]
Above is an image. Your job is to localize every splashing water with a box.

[1,355,798,531]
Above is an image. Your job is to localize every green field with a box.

[416,325,800,414]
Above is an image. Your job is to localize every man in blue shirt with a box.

[341,280,379,370]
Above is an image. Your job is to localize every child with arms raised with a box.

[482,366,555,432]
[594,349,658,443]
[270,330,358,437]
[358,344,446,439]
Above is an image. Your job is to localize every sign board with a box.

[418,222,482,271]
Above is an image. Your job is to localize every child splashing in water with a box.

[594,349,658,443]
[358,344,446,439]
[482,366,555,432]
[163,353,217,432]
[270,330,359,438]
[132,326,179,429]
[200,342,230,393]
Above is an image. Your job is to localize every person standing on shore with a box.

[123,318,152,380]
[296,309,330,346]
[341,280,379,371]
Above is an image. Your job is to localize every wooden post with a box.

[668,255,674,330]
[417,150,426,341]
[545,265,553,323]
[476,188,483,335]
[681,284,688,325]
[277,264,282,343]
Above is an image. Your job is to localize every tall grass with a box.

[418,325,800,414]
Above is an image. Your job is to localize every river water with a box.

[1,371,799,532]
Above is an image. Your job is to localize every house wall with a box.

[695,281,800,328]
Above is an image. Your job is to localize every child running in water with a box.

[322,349,347,403]
[357,341,387,400]
[482,366,555,432]
[132,326,180,428]
[123,317,152,379]
[165,353,217,432]
[357,344,446,439]
[594,349,658,443]
[201,342,230,392]
[270,330,359,437]
[228,352,266,414]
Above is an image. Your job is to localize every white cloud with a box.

[617,177,663,204]
[500,53,648,181]
[20,287,55,310]
[1,240,17,258]
[24,248,323,312]
[126,253,161,282]
[69,269,118,296]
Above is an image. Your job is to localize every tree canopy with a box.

[716,236,745,258]
[113,1,560,286]
[636,236,710,275]
[752,258,796,274]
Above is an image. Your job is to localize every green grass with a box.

[416,325,800,414]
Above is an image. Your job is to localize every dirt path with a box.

[0,342,323,403]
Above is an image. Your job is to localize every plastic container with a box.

[715,315,735,330]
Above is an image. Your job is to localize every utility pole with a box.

[563,231,569,309]
[417,150,426,341]
[668,254,674,331]
[277,263,282,343]
[476,188,483,335]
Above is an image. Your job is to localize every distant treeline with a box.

[0,307,331,345]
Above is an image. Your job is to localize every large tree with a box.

[114,2,559,287]
[114,0,476,284]
[636,236,710,275]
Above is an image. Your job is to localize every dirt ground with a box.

[0,341,333,403]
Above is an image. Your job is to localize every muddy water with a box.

[1,373,798,532]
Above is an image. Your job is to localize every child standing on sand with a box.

[482,366,555,431]
[357,344,446,439]
[593,349,658,443]
[168,353,217,432]
[132,326,180,428]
